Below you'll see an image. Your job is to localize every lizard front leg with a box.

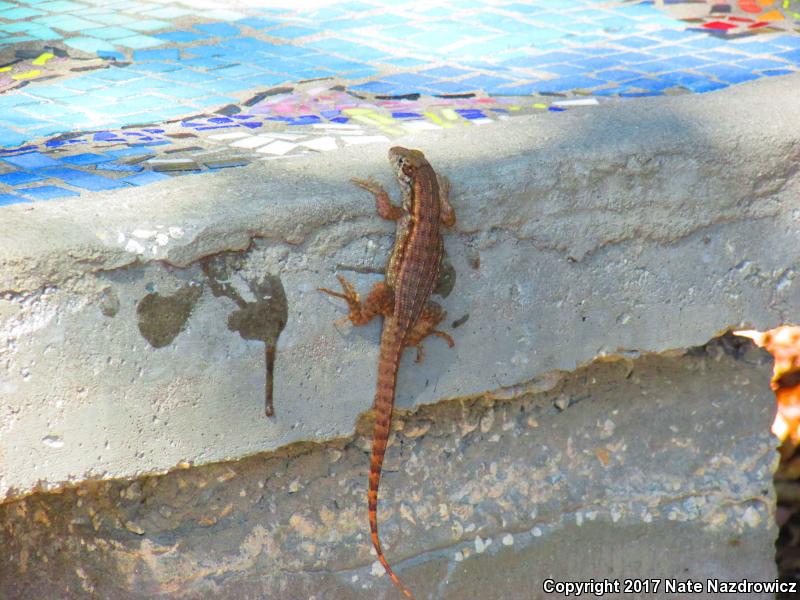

[406,300,454,363]
[318,274,394,326]
[352,177,404,221]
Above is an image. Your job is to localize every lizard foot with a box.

[351,176,385,195]
[319,275,393,326]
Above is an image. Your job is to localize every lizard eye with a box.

[401,163,414,177]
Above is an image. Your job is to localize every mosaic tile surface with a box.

[0,0,798,205]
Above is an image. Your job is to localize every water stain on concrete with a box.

[202,252,288,417]
[136,286,203,349]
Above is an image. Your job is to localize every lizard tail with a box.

[369,325,417,600]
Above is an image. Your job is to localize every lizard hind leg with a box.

[406,300,455,363]
[318,274,393,326]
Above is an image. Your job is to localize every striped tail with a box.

[368,322,416,600]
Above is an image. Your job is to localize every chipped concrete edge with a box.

[1,73,799,294]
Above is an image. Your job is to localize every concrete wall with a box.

[1,73,797,500]
[0,339,779,599]
[1,74,797,597]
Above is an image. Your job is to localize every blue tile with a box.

[382,56,429,68]
[613,36,656,49]
[106,147,154,158]
[575,55,627,70]
[737,58,791,71]
[163,69,218,84]
[540,63,593,76]
[0,171,44,185]
[0,193,29,207]
[2,152,60,169]
[776,49,800,65]
[61,153,114,166]
[772,36,800,50]
[269,25,320,39]
[116,35,163,49]
[419,66,475,79]
[127,19,171,32]
[503,50,584,68]
[37,1,85,11]
[498,83,538,96]
[623,77,673,91]
[731,41,792,55]
[534,74,603,92]
[130,61,181,73]
[155,30,207,43]
[458,74,515,90]
[349,80,403,94]
[93,67,143,82]
[95,162,144,172]
[64,36,117,53]
[683,36,729,50]
[122,171,170,186]
[195,22,240,37]
[425,80,482,94]
[236,17,285,30]
[0,127,34,149]
[38,167,128,191]
[596,68,641,82]
[0,7,44,19]
[698,63,760,84]
[85,26,138,40]
[694,81,728,93]
[20,185,80,200]
[762,68,793,77]
[382,72,437,87]
[649,29,693,42]
[134,48,180,61]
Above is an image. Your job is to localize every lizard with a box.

[319,146,456,599]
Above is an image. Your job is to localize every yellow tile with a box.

[440,108,459,121]
[758,8,784,19]
[422,111,452,128]
[758,0,774,5]
[11,70,41,81]
[0,66,11,73]
[533,103,548,109]
[32,52,55,66]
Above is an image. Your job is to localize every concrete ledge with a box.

[1,74,798,498]
[0,340,777,598]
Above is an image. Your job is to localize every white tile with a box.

[300,136,338,151]
[230,136,274,149]
[256,140,297,155]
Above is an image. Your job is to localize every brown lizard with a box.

[319,147,456,599]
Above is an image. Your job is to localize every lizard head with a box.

[388,147,428,190]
